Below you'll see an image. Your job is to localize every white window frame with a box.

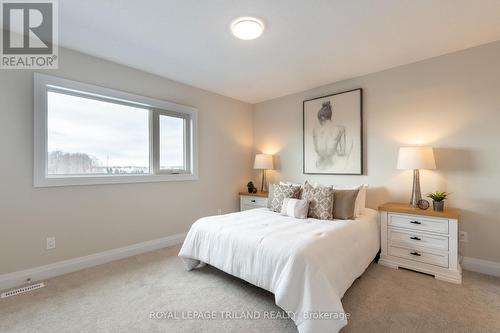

[34,73,198,187]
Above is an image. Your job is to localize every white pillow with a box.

[331,184,368,218]
[280,198,309,219]
[279,181,303,187]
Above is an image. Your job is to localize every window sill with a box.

[33,173,198,188]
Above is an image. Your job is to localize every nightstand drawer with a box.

[388,245,449,268]
[389,213,448,234]
[240,195,268,211]
[389,228,448,252]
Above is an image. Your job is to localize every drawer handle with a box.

[251,200,256,203]
[410,221,421,225]
[410,251,421,256]
[410,236,421,241]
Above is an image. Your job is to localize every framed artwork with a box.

[303,88,363,175]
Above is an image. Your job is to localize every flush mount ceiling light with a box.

[231,17,265,40]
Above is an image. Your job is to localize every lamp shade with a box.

[397,147,436,170]
[254,154,274,170]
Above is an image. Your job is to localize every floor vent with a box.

[1,282,45,298]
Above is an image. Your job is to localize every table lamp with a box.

[397,146,436,207]
[254,154,274,193]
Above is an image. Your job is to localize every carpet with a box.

[1,245,499,333]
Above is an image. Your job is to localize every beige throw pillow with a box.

[333,189,360,220]
[332,184,368,217]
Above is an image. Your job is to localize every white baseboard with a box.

[0,232,186,292]
[462,256,500,278]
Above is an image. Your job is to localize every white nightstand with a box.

[239,192,269,211]
[378,203,462,284]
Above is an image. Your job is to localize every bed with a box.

[178,207,380,333]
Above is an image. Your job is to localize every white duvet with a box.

[178,208,380,333]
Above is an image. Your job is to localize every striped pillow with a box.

[280,198,309,219]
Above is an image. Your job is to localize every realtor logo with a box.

[1,0,58,69]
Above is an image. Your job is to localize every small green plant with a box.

[427,191,449,202]
[247,181,257,193]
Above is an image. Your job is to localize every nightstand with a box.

[378,202,462,284]
[239,192,269,211]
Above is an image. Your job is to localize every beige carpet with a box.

[1,245,499,333]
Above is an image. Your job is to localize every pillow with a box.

[279,181,302,186]
[300,181,334,220]
[332,184,368,217]
[333,189,360,220]
[280,198,309,219]
[267,184,301,213]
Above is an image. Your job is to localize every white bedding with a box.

[178,207,380,333]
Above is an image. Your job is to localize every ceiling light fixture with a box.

[231,17,264,40]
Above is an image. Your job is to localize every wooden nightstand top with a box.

[379,202,461,220]
[239,191,269,198]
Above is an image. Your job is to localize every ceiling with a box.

[59,0,500,104]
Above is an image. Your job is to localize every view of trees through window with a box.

[47,91,150,175]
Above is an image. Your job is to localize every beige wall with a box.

[0,48,254,275]
[2,41,499,276]
[253,41,500,263]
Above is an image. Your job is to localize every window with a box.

[34,73,198,187]
[47,91,150,176]
[159,113,188,171]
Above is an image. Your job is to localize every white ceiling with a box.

[59,0,500,103]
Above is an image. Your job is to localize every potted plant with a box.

[247,181,256,193]
[427,191,449,212]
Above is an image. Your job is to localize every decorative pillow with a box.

[268,184,301,213]
[300,181,334,220]
[332,184,368,217]
[279,181,303,187]
[280,198,309,219]
[333,189,360,220]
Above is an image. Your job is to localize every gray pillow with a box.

[333,189,360,220]
[268,184,301,213]
[280,198,309,219]
[300,181,334,220]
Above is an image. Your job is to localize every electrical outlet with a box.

[46,237,56,250]
[459,231,468,243]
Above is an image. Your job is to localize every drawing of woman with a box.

[312,101,347,170]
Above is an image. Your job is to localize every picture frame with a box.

[303,88,363,175]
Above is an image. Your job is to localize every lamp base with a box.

[410,169,422,207]
[260,169,268,193]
